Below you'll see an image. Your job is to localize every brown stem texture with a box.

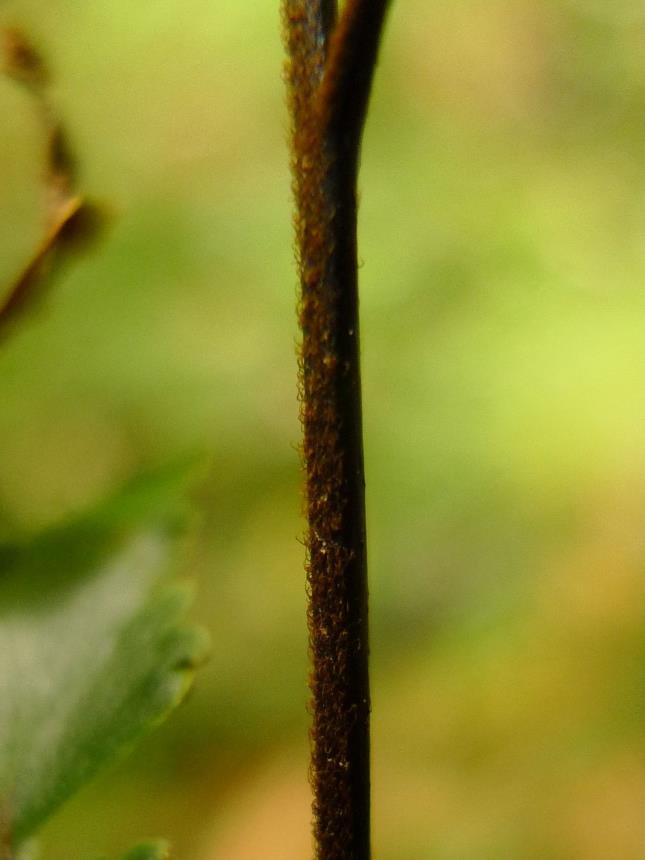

[283,1,390,857]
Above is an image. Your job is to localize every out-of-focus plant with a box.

[0,31,207,860]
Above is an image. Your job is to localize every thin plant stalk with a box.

[283,2,391,857]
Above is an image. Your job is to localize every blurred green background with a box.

[2,1,645,857]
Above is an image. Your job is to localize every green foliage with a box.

[0,465,207,852]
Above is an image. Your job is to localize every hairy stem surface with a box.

[283,2,390,857]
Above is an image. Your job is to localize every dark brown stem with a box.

[283,2,390,857]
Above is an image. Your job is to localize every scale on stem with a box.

[283,1,391,857]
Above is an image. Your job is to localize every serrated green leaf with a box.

[0,467,209,849]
